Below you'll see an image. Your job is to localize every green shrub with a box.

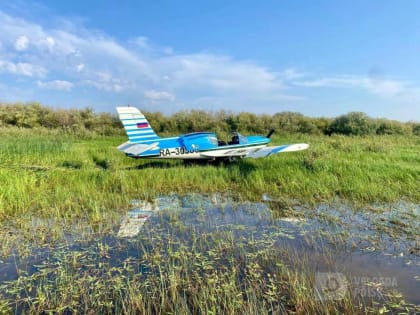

[0,102,414,137]
[413,124,420,136]
[327,112,377,136]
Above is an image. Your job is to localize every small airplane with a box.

[116,106,309,162]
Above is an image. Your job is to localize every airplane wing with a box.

[199,143,308,159]
[246,143,309,159]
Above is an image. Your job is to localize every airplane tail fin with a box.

[116,106,160,143]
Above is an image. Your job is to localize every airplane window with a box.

[232,135,239,144]
[209,136,218,146]
[229,134,239,145]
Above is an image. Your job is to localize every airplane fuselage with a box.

[120,132,270,160]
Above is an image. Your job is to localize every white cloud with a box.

[163,47,173,55]
[294,75,405,98]
[144,90,175,102]
[158,54,286,94]
[76,63,84,72]
[80,71,135,92]
[14,35,29,51]
[82,74,129,92]
[279,68,306,80]
[365,78,404,97]
[38,36,55,52]
[130,36,149,49]
[0,10,298,108]
[37,79,74,91]
[82,80,122,92]
[0,59,46,77]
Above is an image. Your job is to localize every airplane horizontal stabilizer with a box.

[118,141,159,155]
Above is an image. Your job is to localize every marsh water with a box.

[0,194,419,310]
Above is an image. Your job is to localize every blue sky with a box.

[0,1,419,121]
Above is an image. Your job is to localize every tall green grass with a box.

[1,128,419,219]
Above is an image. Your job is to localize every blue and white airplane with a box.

[116,106,309,162]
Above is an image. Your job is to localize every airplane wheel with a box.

[227,156,238,163]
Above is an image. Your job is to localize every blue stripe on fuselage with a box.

[121,118,146,122]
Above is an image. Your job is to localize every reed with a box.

[1,128,418,219]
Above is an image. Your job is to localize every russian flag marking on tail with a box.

[116,106,160,143]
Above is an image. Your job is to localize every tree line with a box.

[1,102,419,136]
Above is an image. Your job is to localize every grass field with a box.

[0,127,419,219]
[0,127,419,314]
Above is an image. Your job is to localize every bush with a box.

[327,112,377,136]
[0,102,122,135]
[413,124,420,136]
[0,102,415,137]
[376,119,411,135]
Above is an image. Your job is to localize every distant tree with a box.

[298,118,321,134]
[328,112,377,136]
[143,111,165,133]
[413,124,420,136]
[1,102,416,137]
[273,112,304,134]
[212,110,231,135]
[314,117,332,134]
[225,114,239,132]
[376,119,411,135]
[237,112,263,133]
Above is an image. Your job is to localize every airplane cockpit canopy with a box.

[229,132,248,145]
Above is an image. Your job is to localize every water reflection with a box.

[117,194,303,238]
[1,194,419,311]
[115,194,419,304]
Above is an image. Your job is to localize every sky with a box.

[0,0,419,121]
